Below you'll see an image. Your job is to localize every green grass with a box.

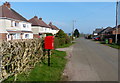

[58,42,75,48]
[98,41,120,49]
[107,43,120,49]
[4,50,67,82]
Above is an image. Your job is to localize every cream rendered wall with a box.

[5,19,21,31]
[19,22,32,31]
[51,29,59,35]
[5,19,32,31]
[31,26,52,34]
[0,19,8,33]
[31,26,59,36]
[0,18,33,40]
[31,26,40,34]
[43,27,52,33]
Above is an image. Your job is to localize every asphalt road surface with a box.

[60,37,118,81]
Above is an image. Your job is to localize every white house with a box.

[0,2,33,41]
[29,16,53,38]
[49,22,59,35]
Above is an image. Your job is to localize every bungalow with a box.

[0,2,33,41]
[49,22,59,35]
[111,25,120,35]
[99,27,112,41]
[108,25,120,43]
[93,28,103,36]
[29,16,52,38]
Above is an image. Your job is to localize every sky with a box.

[0,2,117,34]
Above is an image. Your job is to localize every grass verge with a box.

[58,42,75,48]
[5,50,67,82]
[99,41,120,49]
[106,43,120,49]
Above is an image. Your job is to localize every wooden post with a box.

[48,49,50,66]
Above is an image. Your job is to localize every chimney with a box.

[39,18,42,20]
[34,16,38,18]
[49,22,52,25]
[3,2,11,8]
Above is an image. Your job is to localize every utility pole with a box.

[115,0,119,44]
[72,20,76,36]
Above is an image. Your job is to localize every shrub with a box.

[54,37,59,49]
[54,29,72,48]
[56,29,66,38]
[65,36,71,44]
[59,38,66,46]
[46,33,53,36]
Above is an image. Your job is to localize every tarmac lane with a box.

[61,37,118,81]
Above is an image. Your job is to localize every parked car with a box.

[84,35,92,39]
[93,36,100,41]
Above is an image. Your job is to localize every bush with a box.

[54,29,72,48]
[54,37,59,48]
[54,37,66,48]
[56,29,66,38]
[65,36,71,44]
[46,33,53,36]
[59,38,66,46]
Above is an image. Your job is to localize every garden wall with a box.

[0,38,43,82]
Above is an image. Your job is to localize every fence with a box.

[0,38,43,82]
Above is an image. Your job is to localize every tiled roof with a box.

[100,27,112,34]
[100,25,120,33]
[49,22,59,30]
[94,28,103,33]
[29,16,50,28]
[0,2,28,22]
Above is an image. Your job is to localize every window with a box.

[15,22,19,27]
[15,23,17,26]
[12,34,16,39]
[8,34,10,38]
[25,34,29,38]
[23,24,26,28]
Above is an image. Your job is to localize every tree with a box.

[55,29,66,38]
[73,29,80,38]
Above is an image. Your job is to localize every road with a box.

[58,37,118,81]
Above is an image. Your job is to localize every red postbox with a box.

[44,36,54,50]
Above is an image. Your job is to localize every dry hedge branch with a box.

[0,38,43,81]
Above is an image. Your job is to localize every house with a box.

[108,25,120,43]
[29,16,52,38]
[0,2,33,41]
[96,25,120,43]
[93,28,103,36]
[49,22,59,35]
[111,25,120,35]
[99,27,112,40]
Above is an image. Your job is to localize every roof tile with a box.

[0,2,28,22]
[29,16,50,28]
